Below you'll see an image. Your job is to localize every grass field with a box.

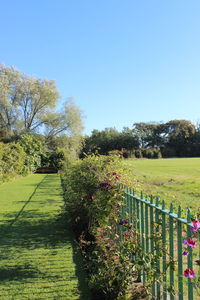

[123,157,200,214]
[0,174,90,299]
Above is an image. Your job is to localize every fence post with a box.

[187,209,193,300]
[177,206,184,300]
[169,203,175,300]
[162,200,167,300]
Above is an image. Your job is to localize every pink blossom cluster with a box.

[183,238,196,248]
[183,269,195,279]
[182,219,199,279]
[190,220,200,232]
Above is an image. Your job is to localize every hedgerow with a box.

[61,154,155,299]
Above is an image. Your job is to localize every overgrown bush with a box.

[19,134,42,172]
[40,148,66,169]
[61,154,158,299]
[123,148,162,159]
[0,142,27,182]
[61,155,130,238]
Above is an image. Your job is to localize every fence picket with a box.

[119,187,199,300]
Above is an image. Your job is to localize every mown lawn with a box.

[123,157,200,214]
[0,174,90,299]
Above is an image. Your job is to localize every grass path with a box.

[0,174,90,299]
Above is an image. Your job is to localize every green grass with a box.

[123,157,200,213]
[0,174,90,299]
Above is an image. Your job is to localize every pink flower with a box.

[187,238,196,248]
[190,220,200,232]
[183,269,195,279]
[183,238,196,248]
[193,220,200,230]
[89,195,94,200]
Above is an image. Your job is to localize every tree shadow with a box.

[0,174,91,298]
[0,263,41,281]
[0,210,91,299]
[0,210,71,249]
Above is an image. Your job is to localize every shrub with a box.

[0,142,27,182]
[135,149,143,158]
[61,154,145,299]
[41,148,66,169]
[19,134,42,172]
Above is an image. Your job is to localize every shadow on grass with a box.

[0,263,41,281]
[0,212,91,299]
[0,210,72,249]
[0,174,91,299]
[71,238,92,300]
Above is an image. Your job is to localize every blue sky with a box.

[1,0,200,134]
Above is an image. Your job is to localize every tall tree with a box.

[0,65,21,135]
[132,122,163,148]
[44,98,84,138]
[44,98,84,158]
[163,120,196,156]
[0,64,59,136]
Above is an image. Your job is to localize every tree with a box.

[0,65,20,136]
[81,127,139,156]
[44,98,84,158]
[44,98,84,138]
[132,122,164,148]
[162,120,196,156]
[0,64,59,137]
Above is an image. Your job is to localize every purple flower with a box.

[183,269,195,279]
[183,240,188,245]
[190,226,196,233]
[119,219,129,225]
[182,251,189,256]
[98,182,113,190]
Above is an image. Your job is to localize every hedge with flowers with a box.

[61,154,200,299]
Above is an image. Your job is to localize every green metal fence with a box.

[119,185,200,300]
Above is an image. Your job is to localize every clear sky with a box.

[1,0,200,135]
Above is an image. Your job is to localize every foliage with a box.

[40,148,66,169]
[44,97,84,139]
[61,154,170,299]
[82,120,200,159]
[0,142,26,182]
[18,134,42,172]
[0,65,84,146]
[62,155,132,238]
[0,64,59,136]
[81,127,139,156]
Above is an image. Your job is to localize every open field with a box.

[0,174,90,299]
[123,157,200,213]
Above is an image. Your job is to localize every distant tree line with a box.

[81,120,200,158]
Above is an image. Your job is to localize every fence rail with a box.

[119,185,200,300]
